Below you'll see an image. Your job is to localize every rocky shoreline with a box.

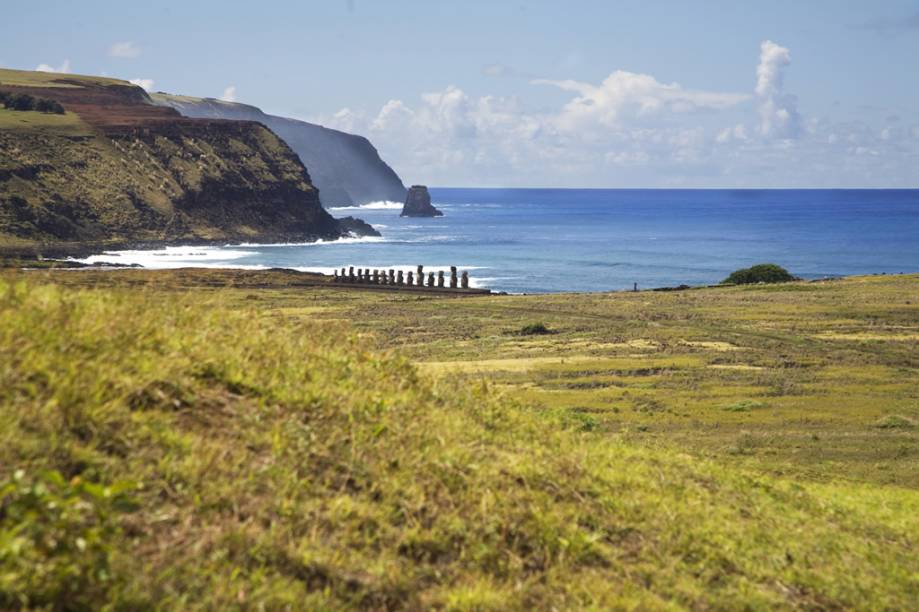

[0,217,378,267]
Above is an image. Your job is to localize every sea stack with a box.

[401,185,443,217]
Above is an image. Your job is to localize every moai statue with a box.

[341,267,347,280]
[388,270,396,284]
[461,271,469,289]
[357,268,364,283]
[416,265,425,287]
[333,270,339,282]
[397,270,404,285]
[427,272,435,287]
[437,271,445,287]
[407,271,414,286]
[450,266,458,289]
[380,270,388,285]
[348,266,355,282]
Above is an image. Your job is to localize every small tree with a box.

[35,98,65,114]
[723,263,796,285]
[4,93,36,111]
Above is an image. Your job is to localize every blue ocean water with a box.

[80,189,919,293]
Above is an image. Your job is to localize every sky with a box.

[3,0,919,187]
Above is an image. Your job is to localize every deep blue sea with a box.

[78,189,919,293]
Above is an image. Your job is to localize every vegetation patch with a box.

[874,414,916,430]
[0,470,137,610]
[516,321,554,335]
[723,263,796,285]
[0,91,65,114]
[2,274,918,608]
[724,400,768,412]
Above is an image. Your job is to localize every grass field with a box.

[0,67,127,89]
[1,269,917,608]
[0,107,90,134]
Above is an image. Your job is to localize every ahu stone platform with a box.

[332,265,489,294]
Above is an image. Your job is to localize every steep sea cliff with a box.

[151,94,407,207]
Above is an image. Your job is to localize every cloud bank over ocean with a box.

[315,40,916,188]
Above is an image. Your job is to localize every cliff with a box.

[151,94,407,207]
[0,68,349,253]
[401,185,443,217]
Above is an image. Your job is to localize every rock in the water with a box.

[401,185,443,218]
[336,216,381,237]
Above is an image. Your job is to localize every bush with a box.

[723,263,796,285]
[1,92,65,114]
[34,98,65,114]
[518,322,552,335]
[4,92,36,111]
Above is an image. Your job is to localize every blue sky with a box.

[4,0,919,187]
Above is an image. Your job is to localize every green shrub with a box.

[34,97,65,114]
[3,92,35,111]
[1,92,65,114]
[723,263,796,285]
[517,322,552,335]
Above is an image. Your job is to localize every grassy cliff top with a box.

[0,67,129,89]
[1,270,916,609]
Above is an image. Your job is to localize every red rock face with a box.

[2,80,183,129]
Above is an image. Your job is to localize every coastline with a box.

[4,255,913,297]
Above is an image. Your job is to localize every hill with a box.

[151,93,407,207]
[1,269,916,609]
[0,68,348,254]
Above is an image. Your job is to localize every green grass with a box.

[0,67,128,89]
[0,107,89,133]
[1,271,918,608]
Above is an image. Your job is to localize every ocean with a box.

[76,189,919,294]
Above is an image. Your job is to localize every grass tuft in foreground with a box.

[1,275,917,608]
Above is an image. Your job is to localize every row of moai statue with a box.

[333,265,469,289]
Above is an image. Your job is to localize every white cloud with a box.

[716,123,749,143]
[311,42,915,188]
[534,71,749,134]
[109,41,140,59]
[220,86,237,102]
[35,59,71,73]
[755,40,800,138]
[129,78,155,92]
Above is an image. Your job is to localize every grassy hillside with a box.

[1,270,917,608]
[0,68,128,90]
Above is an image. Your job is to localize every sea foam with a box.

[327,200,403,212]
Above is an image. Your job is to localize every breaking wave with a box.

[236,236,386,247]
[327,200,403,212]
